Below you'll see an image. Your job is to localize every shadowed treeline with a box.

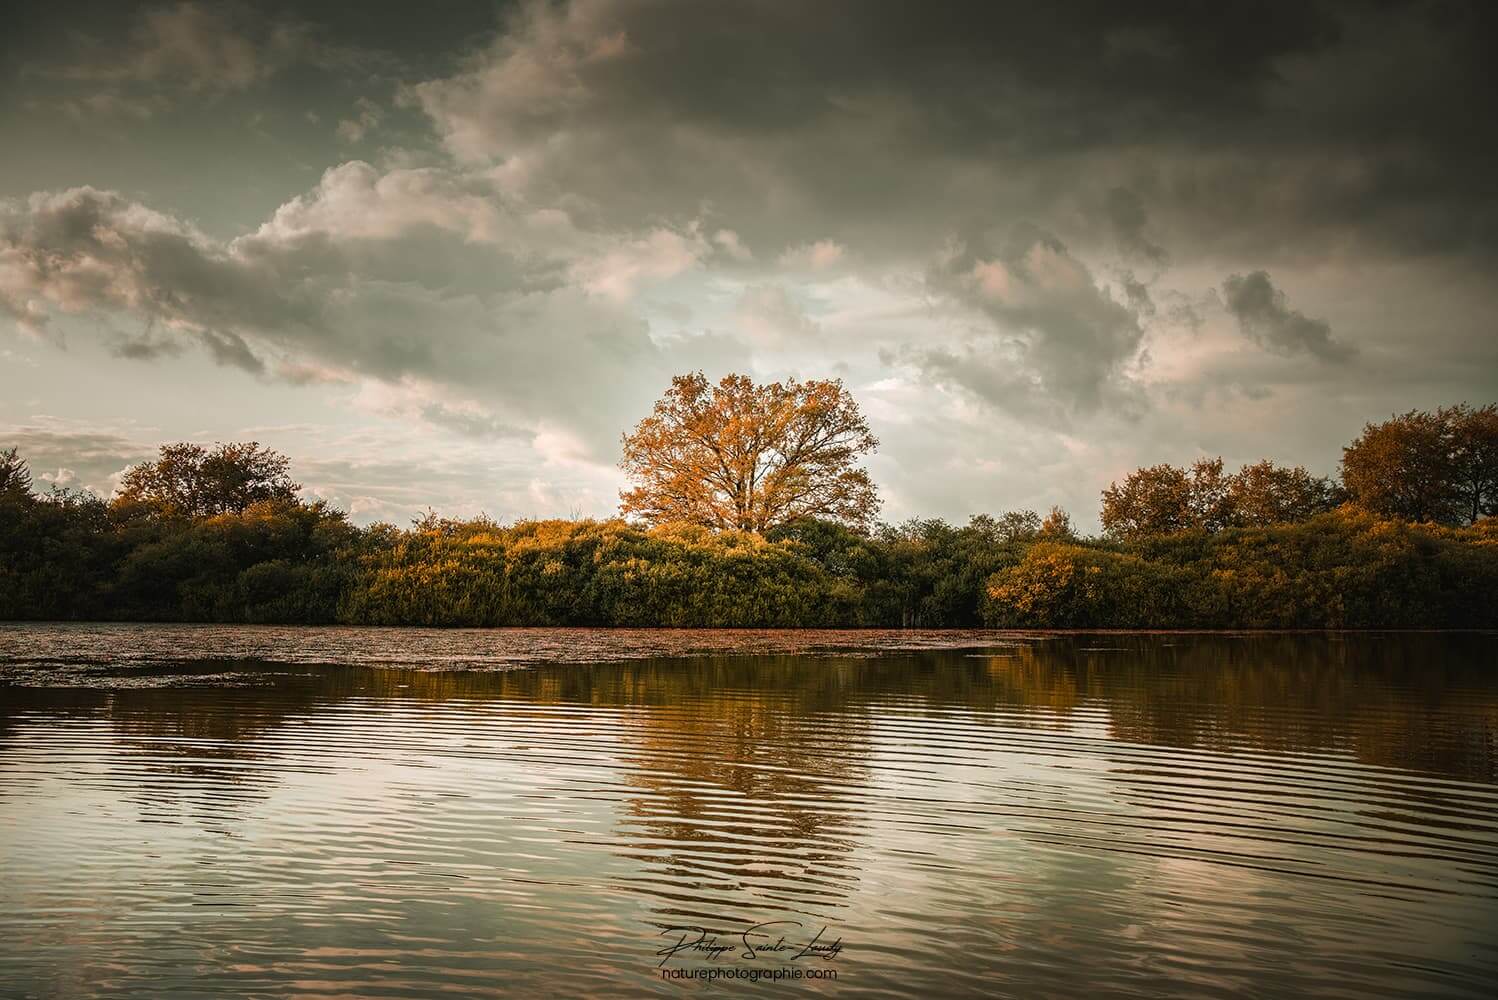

[1,419,1496,627]
[2,494,1495,627]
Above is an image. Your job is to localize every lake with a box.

[2,625,1496,998]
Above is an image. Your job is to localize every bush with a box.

[983,510,1498,628]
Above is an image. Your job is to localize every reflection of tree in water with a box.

[2,632,1493,846]
[975,634,1498,782]
[317,657,885,925]
[240,658,884,926]
[589,656,876,925]
[0,666,336,825]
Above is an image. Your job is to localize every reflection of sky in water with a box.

[1,629,1496,997]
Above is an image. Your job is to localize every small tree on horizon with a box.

[1038,506,1075,540]
[1340,404,1498,525]
[1442,403,1498,524]
[1102,458,1337,539]
[1100,463,1195,537]
[0,447,34,502]
[116,441,300,519]
[620,372,880,533]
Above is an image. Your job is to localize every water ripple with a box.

[1,625,1496,997]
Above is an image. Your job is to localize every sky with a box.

[2,0,1496,530]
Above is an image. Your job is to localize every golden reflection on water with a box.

[0,629,1496,997]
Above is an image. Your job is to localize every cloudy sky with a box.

[2,0,1495,529]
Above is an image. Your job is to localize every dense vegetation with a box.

[2,401,1495,629]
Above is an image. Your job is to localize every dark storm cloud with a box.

[111,330,186,361]
[1105,189,1168,265]
[412,0,1498,262]
[0,186,319,337]
[42,2,306,92]
[1221,271,1354,361]
[1119,272,1156,319]
[199,329,266,373]
[19,1,417,97]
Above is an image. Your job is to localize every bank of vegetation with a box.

[2,394,1495,629]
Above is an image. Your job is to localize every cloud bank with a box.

[2,0,1496,527]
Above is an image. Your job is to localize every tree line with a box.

[1,384,1495,629]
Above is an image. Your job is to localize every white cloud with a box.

[734,284,819,345]
[244,161,504,244]
[570,225,709,302]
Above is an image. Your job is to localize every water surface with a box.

[2,625,1496,997]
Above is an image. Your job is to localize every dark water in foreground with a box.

[1,626,1496,998]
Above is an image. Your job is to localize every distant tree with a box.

[1038,506,1075,540]
[116,442,300,519]
[1224,460,1338,528]
[1443,403,1498,524]
[1341,410,1461,523]
[1103,457,1338,538]
[620,372,880,532]
[1100,463,1194,538]
[0,447,33,502]
[972,510,1042,543]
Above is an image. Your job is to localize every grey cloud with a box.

[1119,271,1156,318]
[735,284,819,344]
[408,0,1497,264]
[0,174,735,459]
[918,227,1148,419]
[34,1,391,96]
[336,98,385,143]
[0,421,155,496]
[902,344,1055,424]
[111,330,185,361]
[4,0,1496,528]
[199,329,265,374]
[1163,296,1206,333]
[417,404,532,441]
[1105,188,1167,264]
[1,186,318,333]
[1221,271,1354,361]
[42,3,268,91]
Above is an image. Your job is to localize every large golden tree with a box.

[620,372,880,532]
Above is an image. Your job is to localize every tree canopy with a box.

[620,372,880,533]
[0,447,32,502]
[116,442,300,519]
[1101,458,1337,539]
[1342,404,1498,524]
[3,401,1497,628]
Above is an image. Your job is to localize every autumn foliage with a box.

[1341,404,1498,524]
[984,510,1498,628]
[116,442,300,519]
[1100,458,1338,538]
[620,372,879,532]
[2,398,1497,629]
